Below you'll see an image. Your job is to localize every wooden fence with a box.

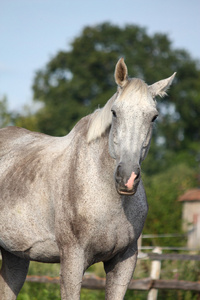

[26,250,200,295]
[26,273,200,292]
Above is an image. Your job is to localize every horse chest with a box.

[86,210,135,262]
[108,217,135,250]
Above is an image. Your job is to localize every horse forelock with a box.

[87,93,117,143]
[86,79,150,144]
[118,78,148,101]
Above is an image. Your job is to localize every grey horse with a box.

[0,58,176,299]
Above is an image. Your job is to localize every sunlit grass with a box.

[17,261,106,300]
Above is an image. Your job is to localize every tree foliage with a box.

[0,96,13,127]
[143,163,198,245]
[14,104,40,132]
[31,23,200,174]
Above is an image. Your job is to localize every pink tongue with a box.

[125,172,137,190]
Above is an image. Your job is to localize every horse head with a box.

[109,58,176,195]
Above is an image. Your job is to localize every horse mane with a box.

[87,93,117,143]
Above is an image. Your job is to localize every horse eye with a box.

[151,115,158,122]
[111,110,117,118]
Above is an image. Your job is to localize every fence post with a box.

[147,247,162,300]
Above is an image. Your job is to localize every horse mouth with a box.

[116,188,136,196]
[116,178,140,196]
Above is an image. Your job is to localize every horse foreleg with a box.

[104,245,138,300]
[59,246,84,300]
[0,248,29,300]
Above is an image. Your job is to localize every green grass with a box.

[17,261,106,300]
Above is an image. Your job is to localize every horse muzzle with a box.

[114,163,141,196]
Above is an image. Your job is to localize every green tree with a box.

[0,96,13,127]
[14,104,40,132]
[143,163,198,246]
[32,22,200,173]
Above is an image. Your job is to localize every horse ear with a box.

[114,58,128,87]
[148,72,176,98]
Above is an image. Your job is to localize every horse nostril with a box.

[135,172,140,180]
[116,163,122,178]
[134,167,141,180]
[115,163,125,186]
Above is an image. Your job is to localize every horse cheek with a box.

[108,127,116,159]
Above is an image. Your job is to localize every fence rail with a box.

[147,252,200,261]
[26,274,200,292]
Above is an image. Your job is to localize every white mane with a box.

[87,93,117,143]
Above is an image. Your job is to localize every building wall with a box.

[182,201,200,249]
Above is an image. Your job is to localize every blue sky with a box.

[1,0,200,111]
